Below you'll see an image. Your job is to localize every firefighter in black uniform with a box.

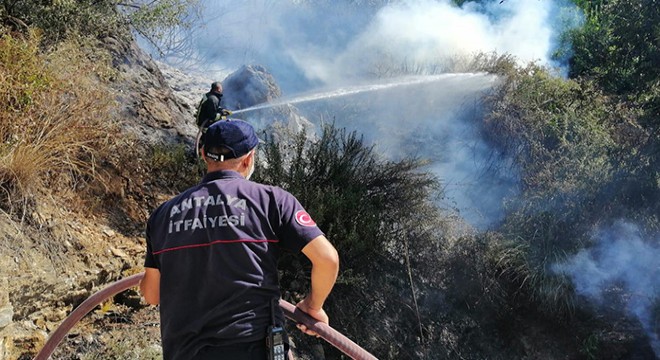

[196,81,232,130]
[195,82,233,153]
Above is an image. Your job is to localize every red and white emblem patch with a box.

[295,210,316,227]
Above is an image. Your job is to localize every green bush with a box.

[1,0,200,52]
[476,58,638,325]
[565,0,660,223]
[473,21,660,354]
[253,123,450,358]
[149,142,205,193]
[256,124,440,267]
[1,0,123,44]
[568,0,660,100]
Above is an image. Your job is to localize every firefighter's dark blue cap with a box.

[204,119,259,161]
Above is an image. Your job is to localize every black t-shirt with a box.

[144,170,323,360]
[195,90,222,127]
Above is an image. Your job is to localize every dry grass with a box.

[0,28,117,213]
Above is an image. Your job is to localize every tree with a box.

[568,0,660,100]
[118,0,202,60]
[1,0,201,54]
[568,0,660,220]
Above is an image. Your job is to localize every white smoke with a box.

[140,0,582,228]
[298,0,558,84]
[553,221,660,356]
[178,0,582,91]
[289,72,516,229]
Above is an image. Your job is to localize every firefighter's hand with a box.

[295,297,327,337]
[220,109,232,117]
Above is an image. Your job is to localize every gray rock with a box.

[222,65,281,110]
[0,306,13,329]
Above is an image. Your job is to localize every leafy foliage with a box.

[256,124,440,267]
[119,0,201,57]
[254,124,455,357]
[484,63,618,195]
[477,55,654,321]
[567,0,660,219]
[149,142,205,192]
[569,0,660,99]
[470,8,660,355]
[0,0,200,52]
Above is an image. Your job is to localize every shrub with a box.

[477,43,660,353]
[473,61,597,323]
[149,142,205,193]
[565,0,660,227]
[256,123,441,267]
[1,0,201,56]
[1,0,122,44]
[253,123,455,358]
[568,0,660,99]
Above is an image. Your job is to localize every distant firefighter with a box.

[195,81,232,130]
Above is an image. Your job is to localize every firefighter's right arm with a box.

[140,267,161,305]
[296,235,339,335]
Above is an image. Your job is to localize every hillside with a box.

[0,29,538,360]
[0,28,193,358]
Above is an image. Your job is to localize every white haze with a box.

[144,0,582,228]
[187,0,580,90]
[552,222,660,357]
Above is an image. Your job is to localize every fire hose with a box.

[33,272,378,360]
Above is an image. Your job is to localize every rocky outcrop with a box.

[221,65,316,139]
[156,60,215,122]
[221,65,281,110]
[102,35,197,146]
[0,35,179,360]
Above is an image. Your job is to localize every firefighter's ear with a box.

[242,150,254,167]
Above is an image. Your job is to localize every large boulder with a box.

[221,65,316,139]
[221,65,281,110]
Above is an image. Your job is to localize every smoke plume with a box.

[553,221,660,356]
[184,0,582,91]
[142,0,582,228]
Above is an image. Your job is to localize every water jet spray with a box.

[232,73,490,114]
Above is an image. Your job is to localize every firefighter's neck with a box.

[204,151,253,179]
